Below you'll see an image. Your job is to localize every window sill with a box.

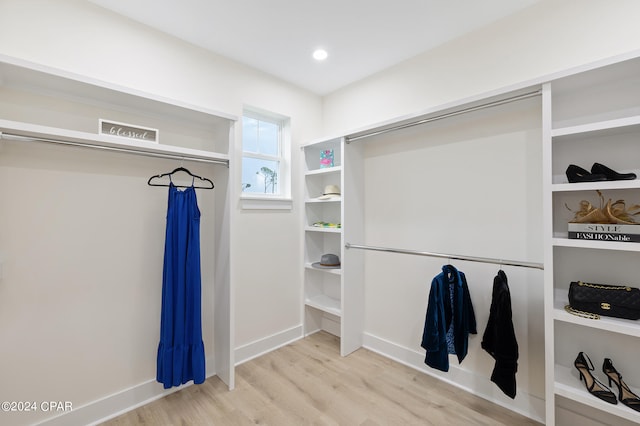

[240,195,293,210]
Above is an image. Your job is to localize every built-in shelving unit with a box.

[0,56,236,390]
[543,55,640,425]
[0,57,234,160]
[301,136,364,356]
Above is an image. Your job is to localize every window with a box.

[241,108,291,209]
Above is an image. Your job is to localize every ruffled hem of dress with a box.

[156,340,206,389]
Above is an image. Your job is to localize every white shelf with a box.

[551,179,640,192]
[553,297,640,338]
[555,364,640,424]
[305,227,342,234]
[304,263,342,275]
[305,166,342,176]
[0,119,229,163]
[551,115,640,138]
[552,236,640,252]
[305,198,341,204]
[305,295,342,317]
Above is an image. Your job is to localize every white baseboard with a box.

[35,356,218,426]
[35,326,304,426]
[234,324,303,365]
[362,332,545,424]
[35,328,546,425]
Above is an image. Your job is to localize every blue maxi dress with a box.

[157,181,206,388]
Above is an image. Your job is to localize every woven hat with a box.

[317,184,341,200]
[311,253,341,269]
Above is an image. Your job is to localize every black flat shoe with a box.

[566,164,607,183]
[591,163,637,181]
[574,352,617,405]
[603,358,640,412]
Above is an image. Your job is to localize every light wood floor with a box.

[102,331,541,425]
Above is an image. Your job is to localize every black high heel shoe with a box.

[603,358,640,412]
[574,352,617,404]
[591,163,637,181]
[566,164,607,183]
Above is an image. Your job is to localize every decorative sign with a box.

[99,119,159,143]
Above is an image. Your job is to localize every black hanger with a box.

[147,166,214,189]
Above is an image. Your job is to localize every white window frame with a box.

[240,107,292,210]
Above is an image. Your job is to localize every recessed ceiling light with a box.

[313,48,328,61]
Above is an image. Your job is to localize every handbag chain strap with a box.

[564,304,600,320]
[577,281,632,291]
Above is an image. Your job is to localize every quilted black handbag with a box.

[567,281,640,320]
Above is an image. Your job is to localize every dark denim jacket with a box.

[421,264,477,372]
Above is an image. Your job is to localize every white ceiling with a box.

[89,0,541,95]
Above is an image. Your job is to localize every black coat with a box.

[481,270,519,399]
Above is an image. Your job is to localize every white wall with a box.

[0,142,219,425]
[359,98,544,419]
[0,1,321,424]
[323,0,640,136]
[320,0,640,423]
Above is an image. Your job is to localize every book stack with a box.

[568,223,640,243]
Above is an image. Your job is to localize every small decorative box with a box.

[320,149,334,168]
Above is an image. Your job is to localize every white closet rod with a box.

[345,243,544,270]
[345,89,542,143]
[0,132,229,166]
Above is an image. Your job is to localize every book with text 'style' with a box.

[568,223,640,235]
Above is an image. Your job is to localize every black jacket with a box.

[481,270,518,398]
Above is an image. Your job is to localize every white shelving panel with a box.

[305,165,342,176]
[305,227,342,234]
[305,295,342,317]
[302,136,364,356]
[543,54,640,425]
[553,295,640,338]
[304,263,342,275]
[305,198,341,204]
[552,180,640,192]
[0,57,234,156]
[555,364,640,424]
[0,118,229,163]
[551,115,640,138]
[552,237,640,252]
